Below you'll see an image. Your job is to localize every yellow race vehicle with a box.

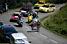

[34,1,45,11]
[39,4,55,12]
[34,2,45,7]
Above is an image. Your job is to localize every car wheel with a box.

[52,9,55,12]
[0,11,3,14]
[10,19,12,22]
[18,24,23,27]
[47,10,49,13]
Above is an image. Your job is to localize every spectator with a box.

[26,2,32,12]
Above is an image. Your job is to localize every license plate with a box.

[33,27,37,29]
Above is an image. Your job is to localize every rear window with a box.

[5,27,17,33]
[13,14,19,16]
[15,39,24,42]
[38,2,44,4]
[0,22,3,26]
[50,5,55,7]
[42,5,49,8]
[2,25,17,33]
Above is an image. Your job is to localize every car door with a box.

[50,5,55,11]
[49,6,53,11]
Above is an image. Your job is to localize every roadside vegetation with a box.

[41,4,67,38]
[0,0,67,9]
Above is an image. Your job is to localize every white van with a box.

[10,33,31,44]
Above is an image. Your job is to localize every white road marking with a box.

[49,39,58,44]
[25,26,58,44]
[25,26,31,31]
[34,32,38,33]
[34,32,48,39]
[39,34,48,39]
[34,32,58,44]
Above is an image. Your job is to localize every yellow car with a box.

[39,4,55,12]
[34,2,45,9]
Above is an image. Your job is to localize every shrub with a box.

[43,4,67,37]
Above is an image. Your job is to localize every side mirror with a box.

[29,41,31,43]
[35,11,38,14]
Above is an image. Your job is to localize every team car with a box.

[20,4,30,17]
[34,1,45,9]
[0,24,18,43]
[10,33,31,44]
[21,10,28,17]
[10,12,21,22]
[0,21,3,29]
[39,4,55,12]
[34,1,45,11]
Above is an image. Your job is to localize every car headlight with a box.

[39,7,43,10]
[39,7,43,9]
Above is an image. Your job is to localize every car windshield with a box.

[16,39,24,41]
[0,22,3,26]
[38,2,44,4]
[15,39,25,44]
[2,24,18,34]
[50,5,55,7]
[13,14,19,16]
[42,5,49,8]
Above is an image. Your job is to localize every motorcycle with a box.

[13,18,23,27]
[32,26,39,32]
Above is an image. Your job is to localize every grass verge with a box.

[41,4,67,38]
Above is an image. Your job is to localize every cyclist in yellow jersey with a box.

[28,13,33,23]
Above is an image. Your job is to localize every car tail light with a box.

[11,16,18,19]
[14,16,18,18]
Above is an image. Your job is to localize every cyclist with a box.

[30,18,40,32]
[28,13,33,23]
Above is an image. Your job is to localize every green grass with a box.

[41,4,67,38]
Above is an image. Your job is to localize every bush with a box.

[49,0,67,4]
[43,4,67,37]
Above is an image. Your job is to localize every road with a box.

[0,4,67,44]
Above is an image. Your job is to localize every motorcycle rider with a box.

[29,18,40,32]
[31,9,38,19]
[16,15,23,27]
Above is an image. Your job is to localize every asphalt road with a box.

[0,4,67,44]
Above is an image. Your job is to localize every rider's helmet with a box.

[32,10,37,15]
[33,18,38,22]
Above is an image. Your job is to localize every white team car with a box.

[39,4,56,12]
[21,10,28,17]
[10,33,31,44]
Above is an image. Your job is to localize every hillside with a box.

[42,4,67,37]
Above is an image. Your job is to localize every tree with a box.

[49,0,67,3]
